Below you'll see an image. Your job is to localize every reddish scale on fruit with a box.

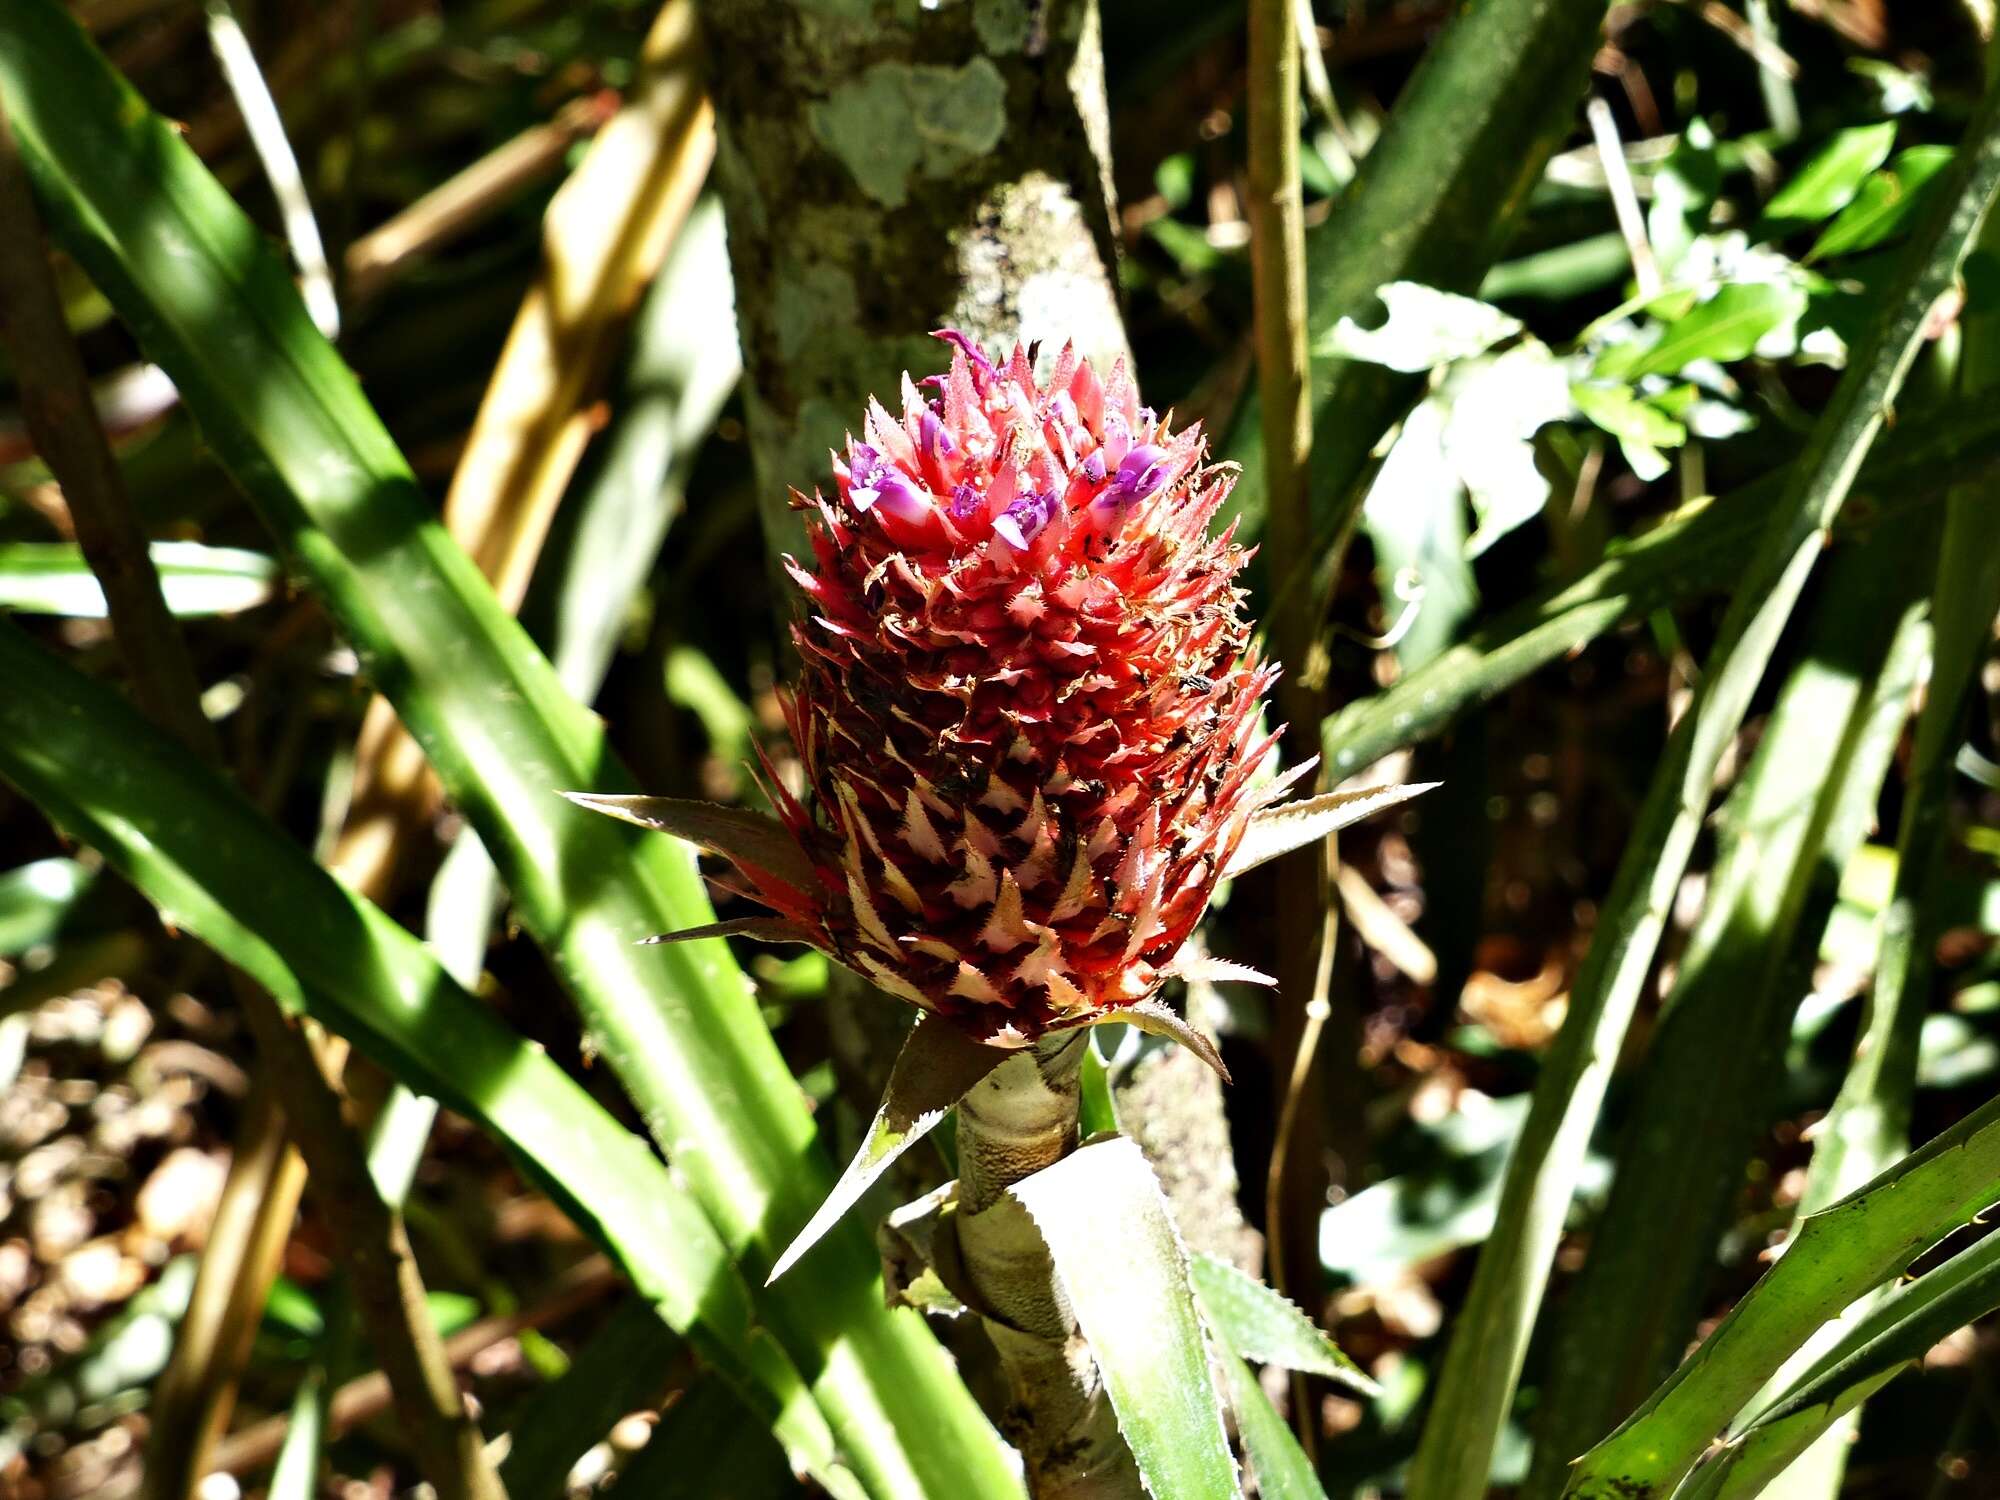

[746,331,1287,1045]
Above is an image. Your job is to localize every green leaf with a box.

[1190,1254,1377,1394]
[0,540,278,617]
[1224,782,1438,879]
[1621,282,1808,378]
[1566,1092,2000,1498]
[768,1016,1009,1284]
[1682,1226,2000,1500]
[1809,147,1956,261]
[1761,122,1899,230]
[1315,281,1522,371]
[1649,119,1723,273]
[0,618,848,1490]
[1011,1136,1241,1500]
[267,1369,328,1500]
[1360,395,1482,664]
[0,6,1018,1493]
[1078,1029,1121,1138]
[1219,1354,1328,1500]
[0,857,94,957]
[1526,525,1938,1497]
[1414,75,2000,1500]
[1570,382,1687,479]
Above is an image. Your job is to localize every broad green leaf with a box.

[768,1016,1009,1284]
[1011,1136,1241,1500]
[1761,123,1899,229]
[1566,1090,2000,1497]
[1445,342,1573,555]
[1315,281,1522,371]
[1190,1254,1377,1394]
[0,541,278,617]
[1621,282,1808,378]
[0,618,850,1490]
[0,6,1018,1492]
[1809,147,1956,261]
[1360,396,1481,664]
[1414,78,2000,1500]
[1682,1226,2000,1500]
[1219,1354,1328,1500]
[0,857,94,956]
[1649,119,1723,273]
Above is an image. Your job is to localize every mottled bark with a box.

[700,0,1128,556]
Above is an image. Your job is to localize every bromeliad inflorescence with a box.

[568,330,1429,1070]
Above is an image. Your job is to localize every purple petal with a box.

[994,489,1059,550]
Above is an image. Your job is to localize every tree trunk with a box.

[699,0,1128,557]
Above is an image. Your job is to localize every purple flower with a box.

[847,444,933,526]
[933,328,999,392]
[1080,450,1107,484]
[949,481,983,522]
[1093,444,1172,517]
[993,489,1060,550]
[918,408,955,458]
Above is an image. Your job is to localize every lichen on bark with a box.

[699,0,1128,555]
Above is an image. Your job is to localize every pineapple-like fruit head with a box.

[568,330,1432,1069]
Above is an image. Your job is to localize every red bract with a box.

[732,331,1299,1046]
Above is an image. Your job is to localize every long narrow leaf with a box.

[1565,1091,2000,1496]
[0,8,1017,1494]
[1011,1136,1242,1500]
[1409,74,2000,1500]
[1220,1354,1328,1500]
[1525,527,1937,1495]
[1683,1228,2000,1499]
[0,617,851,1486]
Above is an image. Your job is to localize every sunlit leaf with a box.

[1620,282,1809,378]
[1761,122,1899,231]
[1317,281,1523,372]
[1809,147,1956,261]
[1010,1136,1241,1500]
[768,1016,1008,1284]
[1190,1254,1376,1393]
[0,541,277,617]
[1219,1355,1328,1500]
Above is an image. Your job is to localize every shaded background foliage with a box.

[0,0,1997,1497]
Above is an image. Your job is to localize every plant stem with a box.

[1248,6,1345,1424]
[955,1034,1140,1498]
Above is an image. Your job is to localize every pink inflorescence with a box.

[745,330,1283,1045]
